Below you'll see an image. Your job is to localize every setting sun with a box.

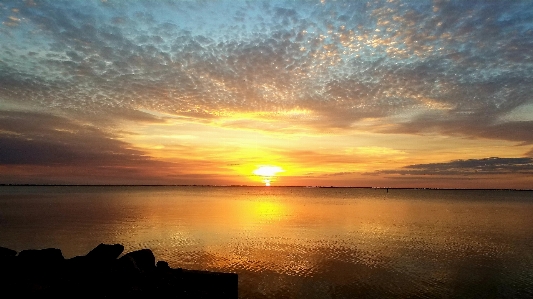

[253,166,284,186]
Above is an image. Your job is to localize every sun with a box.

[253,166,284,186]
[253,166,283,177]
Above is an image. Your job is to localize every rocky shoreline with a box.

[0,244,237,298]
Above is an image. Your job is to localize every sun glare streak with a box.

[253,166,284,186]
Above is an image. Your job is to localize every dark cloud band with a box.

[371,157,533,176]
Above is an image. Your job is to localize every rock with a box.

[177,269,238,299]
[64,255,93,275]
[116,254,141,275]
[18,248,64,264]
[15,248,65,290]
[0,245,238,298]
[156,260,170,270]
[119,249,155,273]
[0,247,17,257]
[0,247,18,282]
[86,243,124,261]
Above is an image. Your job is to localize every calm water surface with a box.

[1,186,533,298]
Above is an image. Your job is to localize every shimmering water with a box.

[1,186,532,298]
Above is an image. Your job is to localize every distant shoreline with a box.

[0,184,531,191]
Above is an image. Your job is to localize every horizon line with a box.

[0,184,531,191]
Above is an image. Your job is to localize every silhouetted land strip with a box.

[0,244,237,298]
[1,184,531,191]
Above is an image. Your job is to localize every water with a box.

[1,186,532,298]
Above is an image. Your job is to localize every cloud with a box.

[0,110,156,167]
[382,115,533,144]
[371,157,533,176]
[272,149,366,166]
[0,0,532,142]
[0,110,251,184]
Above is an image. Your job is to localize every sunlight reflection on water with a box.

[1,186,533,298]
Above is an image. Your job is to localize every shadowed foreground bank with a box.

[0,244,237,298]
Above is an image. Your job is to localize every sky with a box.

[1,0,533,188]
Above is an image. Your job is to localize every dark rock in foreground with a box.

[18,248,64,264]
[0,244,238,298]
[86,243,124,260]
[119,248,156,273]
[0,247,17,257]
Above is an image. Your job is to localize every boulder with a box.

[0,247,18,281]
[64,255,93,275]
[16,248,65,283]
[86,243,124,261]
[116,254,142,276]
[18,248,64,264]
[156,260,170,270]
[0,247,17,257]
[119,249,155,273]
[0,245,238,298]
